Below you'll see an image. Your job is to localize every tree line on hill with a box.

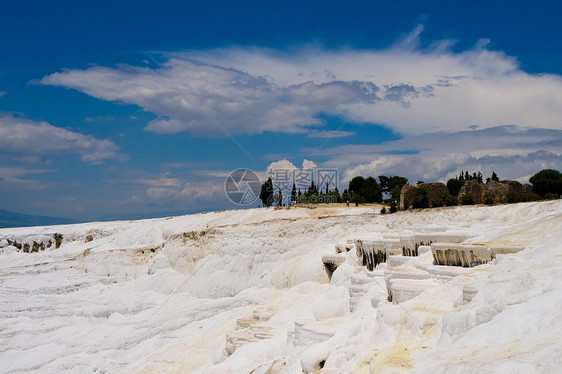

[446,169,561,201]
[409,169,562,209]
[445,170,497,197]
[259,174,408,208]
[258,168,562,210]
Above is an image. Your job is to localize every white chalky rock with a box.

[431,243,493,267]
[293,319,336,346]
[387,255,413,267]
[417,245,432,254]
[399,232,416,256]
[414,232,467,246]
[490,245,525,256]
[388,278,438,304]
[384,268,432,303]
[462,280,484,303]
[0,201,559,373]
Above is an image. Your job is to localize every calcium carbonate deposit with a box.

[1,201,561,373]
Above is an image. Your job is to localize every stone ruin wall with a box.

[400,180,534,209]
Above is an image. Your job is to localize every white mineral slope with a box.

[0,201,560,373]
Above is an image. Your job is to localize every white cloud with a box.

[0,114,120,163]
[142,177,223,201]
[39,29,562,137]
[265,159,319,172]
[40,62,376,136]
[307,130,355,138]
[175,43,562,135]
[313,126,562,185]
[302,159,317,169]
[266,159,297,171]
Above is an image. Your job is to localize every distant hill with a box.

[0,209,78,228]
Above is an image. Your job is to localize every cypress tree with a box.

[259,178,274,207]
[291,183,297,203]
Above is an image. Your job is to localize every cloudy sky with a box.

[1,1,561,220]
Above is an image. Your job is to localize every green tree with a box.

[349,176,365,195]
[291,183,297,203]
[341,189,350,203]
[389,186,402,201]
[307,180,315,194]
[379,175,408,195]
[259,178,274,207]
[529,169,562,197]
[349,176,365,203]
[447,178,463,196]
[491,171,499,182]
[361,177,383,203]
[379,175,390,192]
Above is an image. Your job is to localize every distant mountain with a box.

[0,209,78,228]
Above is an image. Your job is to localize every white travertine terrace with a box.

[0,201,560,373]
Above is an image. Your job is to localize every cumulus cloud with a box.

[39,28,562,137]
[266,159,297,171]
[34,28,562,192]
[265,159,319,172]
[176,43,562,135]
[0,114,120,163]
[302,159,317,169]
[40,61,377,136]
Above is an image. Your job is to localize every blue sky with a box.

[1,1,561,220]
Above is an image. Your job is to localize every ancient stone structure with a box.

[457,179,483,205]
[484,180,511,203]
[400,179,535,209]
[458,179,535,205]
[399,184,415,210]
[400,183,450,209]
